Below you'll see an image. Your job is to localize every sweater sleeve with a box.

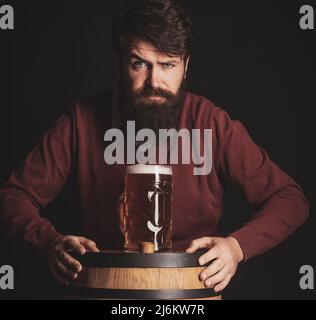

[214,109,309,261]
[0,108,77,256]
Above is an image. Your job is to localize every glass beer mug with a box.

[118,165,173,252]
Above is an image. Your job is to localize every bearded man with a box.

[0,0,309,296]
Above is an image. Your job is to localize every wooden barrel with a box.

[67,250,222,300]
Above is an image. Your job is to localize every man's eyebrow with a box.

[158,59,179,65]
[128,53,179,65]
[128,53,151,64]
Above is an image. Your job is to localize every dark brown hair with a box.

[111,0,194,61]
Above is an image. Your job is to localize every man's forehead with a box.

[128,39,182,61]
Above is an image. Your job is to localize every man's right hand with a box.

[48,235,100,286]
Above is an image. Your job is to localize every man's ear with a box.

[184,55,190,79]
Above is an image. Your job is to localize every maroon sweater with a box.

[0,91,309,261]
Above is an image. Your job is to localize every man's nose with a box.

[145,66,160,88]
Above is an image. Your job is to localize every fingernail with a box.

[199,259,204,266]
[206,281,211,287]
[73,273,78,280]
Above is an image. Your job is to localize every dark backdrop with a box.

[0,0,315,299]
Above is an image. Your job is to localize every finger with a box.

[204,266,230,289]
[186,237,214,253]
[79,237,100,252]
[64,238,86,255]
[214,273,233,293]
[57,250,82,272]
[199,258,224,281]
[53,256,78,280]
[198,247,219,266]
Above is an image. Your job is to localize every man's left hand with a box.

[186,236,244,293]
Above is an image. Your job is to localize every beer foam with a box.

[126,165,172,175]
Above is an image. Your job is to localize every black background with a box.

[0,0,315,299]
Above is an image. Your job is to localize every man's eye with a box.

[162,63,175,69]
[132,61,147,69]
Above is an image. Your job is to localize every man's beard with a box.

[119,80,186,136]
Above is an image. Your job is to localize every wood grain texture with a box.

[72,267,207,290]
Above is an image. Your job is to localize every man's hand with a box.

[186,236,244,293]
[48,235,100,286]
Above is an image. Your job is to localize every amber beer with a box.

[119,165,173,252]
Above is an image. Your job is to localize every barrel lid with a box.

[72,249,210,268]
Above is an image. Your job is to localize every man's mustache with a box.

[134,86,176,100]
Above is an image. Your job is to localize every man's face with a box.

[119,38,189,135]
[122,38,189,105]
